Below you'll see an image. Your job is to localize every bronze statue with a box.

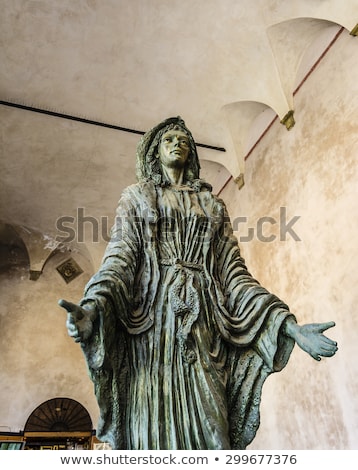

[59,116,337,450]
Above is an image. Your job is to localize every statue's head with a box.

[136,116,201,185]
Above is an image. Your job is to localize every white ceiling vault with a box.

[0,0,357,270]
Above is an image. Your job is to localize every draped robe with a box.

[80,181,295,450]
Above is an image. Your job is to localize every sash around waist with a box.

[159,258,203,271]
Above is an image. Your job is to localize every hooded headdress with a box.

[135,116,211,191]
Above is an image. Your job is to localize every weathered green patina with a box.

[59,117,337,450]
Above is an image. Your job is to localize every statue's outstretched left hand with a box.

[292,321,338,361]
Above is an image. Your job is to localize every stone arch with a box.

[0,219,94,280]
[0,221,30,273]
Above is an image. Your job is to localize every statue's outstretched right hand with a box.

[58,299,95,343]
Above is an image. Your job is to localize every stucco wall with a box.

[0,249,100,433]
[221,29,358,449]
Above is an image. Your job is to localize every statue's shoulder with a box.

[212,193,227,207]
[201,188,226,209]
[118,182,158,219]
[121,181,155,198]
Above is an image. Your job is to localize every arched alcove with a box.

[23,398,94,450]
[0,219,94,281]
[24,397,92,433]
[0,221,30,274]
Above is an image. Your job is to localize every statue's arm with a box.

[282,317,338,361]
[215,198,338,363]
[59,186,143,344]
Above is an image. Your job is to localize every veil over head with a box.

[135,116,202,186]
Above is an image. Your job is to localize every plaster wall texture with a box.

[222,30,358,449]
[0,250,100,433]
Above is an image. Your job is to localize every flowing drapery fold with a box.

[79,182,295,449]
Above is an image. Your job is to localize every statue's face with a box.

[158,129,190,169]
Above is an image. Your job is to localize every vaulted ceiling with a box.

[1,0,357,269]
